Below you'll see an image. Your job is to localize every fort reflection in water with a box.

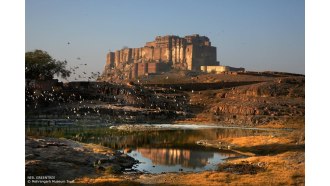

[128,147,236,173]
[26,126,261,173]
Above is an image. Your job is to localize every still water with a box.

[26,124,265,173]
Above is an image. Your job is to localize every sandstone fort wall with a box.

[103,34,218,79]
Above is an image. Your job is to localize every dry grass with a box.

[221,135,294,147]
[259,117,305,129]
[75,176,142,185]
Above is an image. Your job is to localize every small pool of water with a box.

[125,147,237,173]
[26,124,270,173]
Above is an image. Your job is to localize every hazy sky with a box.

[26,0,305,81]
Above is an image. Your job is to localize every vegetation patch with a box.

[105,164,122,174]
[218,162,266,175]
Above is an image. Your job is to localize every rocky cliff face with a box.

[189,77,305,126]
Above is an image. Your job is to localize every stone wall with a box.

[201,65,245,73]
[106,52,115,68]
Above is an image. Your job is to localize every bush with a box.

[105,164,122,174]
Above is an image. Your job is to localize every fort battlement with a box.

[103,34,219,80]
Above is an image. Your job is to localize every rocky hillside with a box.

[188,76,304,126]
[26,72,304,127]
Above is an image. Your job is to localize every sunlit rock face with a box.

[101,34,218,80]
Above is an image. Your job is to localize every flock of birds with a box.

[69,64,100,81]
[25,88,105,117]
[26,41,193,118]
[26,79,190,119]
[66,41,101,81]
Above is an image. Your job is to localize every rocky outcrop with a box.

[190,77,305,126]
[25,137,137,182]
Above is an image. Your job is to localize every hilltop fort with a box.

[101,34,224,81]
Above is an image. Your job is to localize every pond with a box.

[26,124,268,173]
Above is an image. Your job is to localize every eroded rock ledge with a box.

[25,137,138,181]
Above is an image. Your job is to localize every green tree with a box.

[25,50,71,80]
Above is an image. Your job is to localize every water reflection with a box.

[26,126,264,150]
[127,147,237,173]
[136,147,236,168]
[26,125,266,173]
[80,128,263,150]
